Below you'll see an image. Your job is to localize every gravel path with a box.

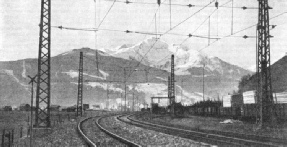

[99,115,209,147]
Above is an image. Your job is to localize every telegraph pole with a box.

[120,93,123,111]
[170,55,175,116]
[76,52,84,117]
[132,92,135,112]
[124,68,127,112]
[96,50,99,76]
[136,95,139,111]
[35,0,51,128]
[257,0,275,128]
[106,83,109,110]
[181,79,183,103]
[145,68,149,82]
[203,63,205,101]
[168,76,171,104]
[28,75,37,147]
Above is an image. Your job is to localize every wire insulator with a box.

[157,0,161,6]
[187,4,194,8]
[215,1,218,9]
[125,30,131,33]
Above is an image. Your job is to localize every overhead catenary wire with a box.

[124,1,216,82]
[108,0,258,10]
[231,0,234,35]
[97,0,117,29]
[123,0,168,72]
[52,25,220,40]
[179,0,232,46]
[198,11,287,52]
[147,9,287,83]
[52,1,286,86]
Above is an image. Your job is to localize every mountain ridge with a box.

[0,45,252,108]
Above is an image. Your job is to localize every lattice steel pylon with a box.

[257,0,275,127]
[35,0,51,128]
[77,52,84,117]
[170,55,175,115]
[168,76,171,103]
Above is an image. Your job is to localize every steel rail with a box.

[118,114,279,147]
[77,117,98,147]
[96,114,142,147]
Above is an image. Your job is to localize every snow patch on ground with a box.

[175,85,205,105]
[85,82,124,92]
[156,77,167,81]
[21,61,27,78]
[135,83,167,96]
[61,51,72,56]
[62,70,78,78]
[86,52,95,56]
[62,70,109,80]
[99,70,109,79]
[174,68,190,75]
[4,70,28,87]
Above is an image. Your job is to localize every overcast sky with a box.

[0,0,286,70]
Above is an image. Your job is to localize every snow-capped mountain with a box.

[0,48,204,107]
[0,40,252,108]
[110,37,251,78]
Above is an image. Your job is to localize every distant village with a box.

[0,102,143,112]
[1,104,92,112]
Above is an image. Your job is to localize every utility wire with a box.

[118,0,168,69]
[97,0,117,29]
[52,25,220,40]
[148,11,287,83]
[112,0,166,72]
[125,1,215,82]
[198,11,287,52]
[179,0,232,46]
[109,0,257,9]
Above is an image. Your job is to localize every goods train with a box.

[150,91,287,122]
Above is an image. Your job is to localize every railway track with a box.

[118,113,283,147]
[96,114,142,147]
[77,117,98,147]
[77,114,141,147]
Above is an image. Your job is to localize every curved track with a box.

[77,117,98,147]
[95,114,142,147]
[118,113,282,147]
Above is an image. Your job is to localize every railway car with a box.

[185,91,287,123]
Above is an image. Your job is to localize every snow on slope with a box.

[134,83,203,105]
[86,82,124,93]
[110,37,235,76]
[4,70,29,87]
[22,61,27,79]
[62,70,109,80]
[62,70,78,78]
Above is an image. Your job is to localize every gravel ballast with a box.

[99,115,209,147]
[81,116,127,147]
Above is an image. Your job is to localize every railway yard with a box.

[79,111,286,147]
[79,112,287,147]
[2,110,285,147]
[2,0,287,146]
